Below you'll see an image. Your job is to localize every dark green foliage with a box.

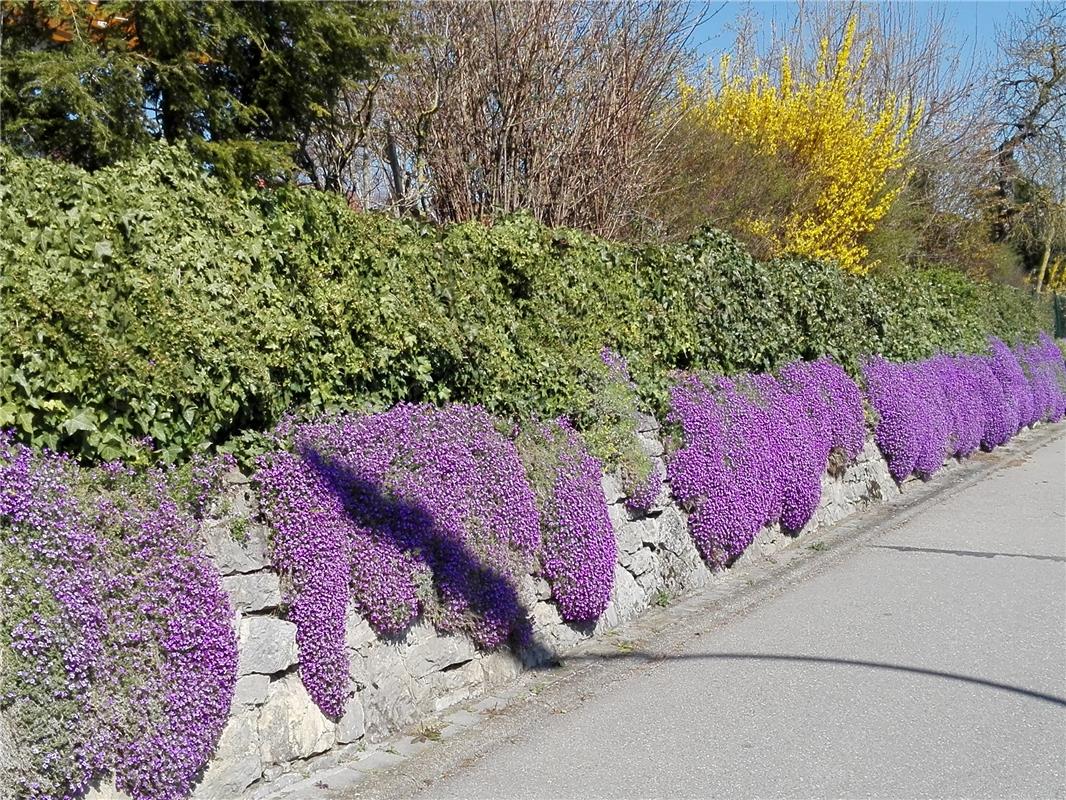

[571,354,654,495]
[1,0,398,184]
[0,146,1053,462]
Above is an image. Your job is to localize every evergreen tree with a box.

[0,0,399,183]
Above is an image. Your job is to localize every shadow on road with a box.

[561,651,1066,707]
[868,544,1065,562]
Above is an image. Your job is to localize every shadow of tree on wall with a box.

[298,441,562,669]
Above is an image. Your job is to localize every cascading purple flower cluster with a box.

[929,355,984,458]
[667,374,775,567]
[519,418,616,622]
[0,434,105,800]
[0,435,236,800]
[864,335,1066,482]
[1017,333,1066,425]
[667,359,866,567]
[779,358,866,464]
[93,466,237,800]
[255,404,541,718]
[990,337,1034,434]
[254,449,364,721]
[863,357,951,481]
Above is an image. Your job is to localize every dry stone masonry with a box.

[173,420,901,800]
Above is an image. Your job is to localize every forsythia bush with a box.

[681,18,919,272]
[1044,257,1066,293]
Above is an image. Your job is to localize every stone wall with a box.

[177,414,901,800]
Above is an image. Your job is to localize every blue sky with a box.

[691,1,1033,73]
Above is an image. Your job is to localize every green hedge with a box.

[0,145,1052,462]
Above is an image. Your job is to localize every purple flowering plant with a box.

[666,360,866,567]
[91,464,237,800]
[255,404,542,718]
[0,434,237,800]
[516,417,616,623]
[864,336,1066,482]
[1016,333,1066,425]
[666,373,776,567]
[0,434,105,800]
[862,357,953,481]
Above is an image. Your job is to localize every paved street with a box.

[399,432,1066,799]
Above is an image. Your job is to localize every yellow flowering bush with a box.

[1044,257,1066,292]
[681,18,920,273]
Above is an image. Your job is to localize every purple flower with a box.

[863,336,1064,482]
[519,418,616,622]
[0,434,236,800]
[256,404,541,717]
[667,360,866,565]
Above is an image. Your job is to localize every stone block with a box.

[238,616,298,676]
[404,635,476,680]
[417,659,483,714]
[336,695,366,744]
[344,609,377,653]
[480,651,522,687]
[612,515,644,556]
[601,472,626,504]
[639,518,663,547]
[348,649,370,689]
[592,599,621,636]
[234,673,270,706]
[532,577,552,601]
[362,648,421,741]
[202,515,270,575]
[634,565,664,594]
[258,675,335,765]
[657,506,691,555]
[634,412,661,436]
[611,564,646,623]
[398,620,437,650]
[362,675,420,742]
[622,547,654,577]
[224,571,282,613]
[530,601,586,649]
[192,709,263,798]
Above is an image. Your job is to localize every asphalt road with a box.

[406,432,1066,800]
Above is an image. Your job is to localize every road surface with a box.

[391,431,1066,799]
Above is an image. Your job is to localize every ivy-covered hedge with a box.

[0,146,1053,463]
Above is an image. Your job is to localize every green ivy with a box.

[0,146,1053,463]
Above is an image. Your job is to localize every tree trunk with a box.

[384,120,406,211]
[1035,235,1052,294]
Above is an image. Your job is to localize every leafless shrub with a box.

[372,0,700,237]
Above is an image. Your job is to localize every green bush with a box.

[0,146,1053,462]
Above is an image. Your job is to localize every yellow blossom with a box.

[682,18,921,273]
